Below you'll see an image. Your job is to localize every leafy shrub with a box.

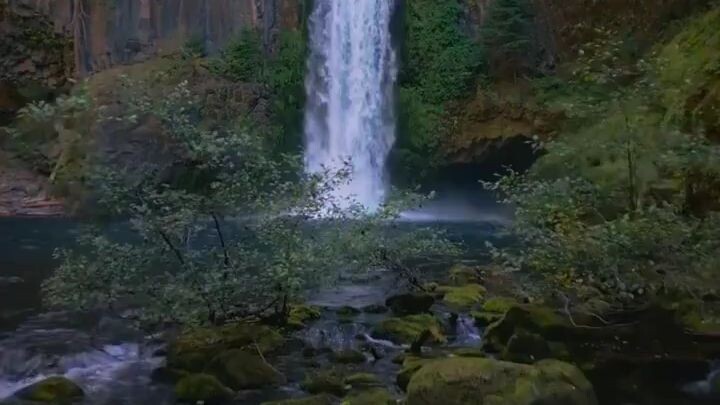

[43,79,457,328]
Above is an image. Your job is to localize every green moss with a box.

[405,357,597,405]
[261,395,335,405]
[301,370,347,397]
[657,7,720,134]
[344,373,381,388]
[483,305,572,353]
[174,373,233,404]
[501,331,552,364]
[288,305,322,329]
[206,349,285,390]
[440,284,486,311]
[448,264,481,285]
[397,355,434,391]
[342,388,394,405]
[482,297,518,314]
[372,314,446,345]
[470,311,504,327]
[167,323,283,371]
[15,376,84,403]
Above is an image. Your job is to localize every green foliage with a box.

[1,86,93,187]
[395,0,482,183]
[211,30,264,82]
[264,31,308,151]
[211,29,307,151]
[480,0,535,77]
[655,6,720,134]
[485,6,720,302]
[43,78,458,328]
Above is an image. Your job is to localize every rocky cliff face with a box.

[5,0,302,76]
[443,0,713,165]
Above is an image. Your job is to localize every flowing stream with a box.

[304,0,398,210]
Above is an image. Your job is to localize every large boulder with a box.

[174,373,234,404]
[483,305,572,353]
[406,358,597,405]
[287,305,322,330]
[167,323,283,372]
[439,284,486,311]
[448,264,482,285]
[372,314,446,345]
[343,387,395,405]
[386,293,435,315]
[301,369,347,397]
[206,349,286,390]
[13,376,84,403]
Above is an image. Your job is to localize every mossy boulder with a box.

[483,305,572,353]
[174,373,233,404]
[14,376,84,403]
[288,305,322,329]
[301,370,348,397]
[167,323,283,372]
[261,395,335,405]
[372,314,446,345]
[405,358,597,405]
[397,355,436,391]
[482,297,518,314]
[470,311,504,327]
[337,306,361,317]
[206,349,286,390]
[344,373,381,388]
[343,388,394,405]
[501,331,552,364]
[331,349,366,364]
[439,284,486,311]
[448,264,481,285]
[386,293,435,315]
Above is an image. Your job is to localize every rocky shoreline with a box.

[3,264,719,405]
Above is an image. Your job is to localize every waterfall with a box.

[304,0,398,211]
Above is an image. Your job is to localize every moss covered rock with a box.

[483,305,571,353]
[14,376,84,403]
[344,373,381,388]
[175,373,233,404]
[331,349,366,364]
[448,264,481,285]
[343,388,394,405]
[386,293,435,315]
[167,323,283,372]
[501,331,552,364]
[482,297,518,314]
[301,370,347,397]
[406,358,597,405]
[261,394,335,405]
[206,349,285,389]
[470,311,504,327]
[440,284,486,311]
[372,314,446,345]
[288,305,322,329]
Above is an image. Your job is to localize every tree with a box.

[481,0,535,78]
[42,78,458,329]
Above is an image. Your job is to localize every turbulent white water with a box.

[304,0,398,211]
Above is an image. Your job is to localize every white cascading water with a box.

[304,0,398,211]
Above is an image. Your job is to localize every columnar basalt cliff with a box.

[4,0,302,77]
